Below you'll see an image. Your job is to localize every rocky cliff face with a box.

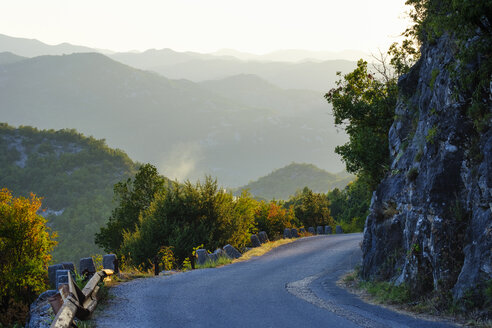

[361,35,491,302]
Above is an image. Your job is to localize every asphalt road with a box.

[95,234,456,328]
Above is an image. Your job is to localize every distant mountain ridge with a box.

[235,163,354,200]
[0,52,347,186]
[0,33,112,57]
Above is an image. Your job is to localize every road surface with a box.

[95,234,456,328]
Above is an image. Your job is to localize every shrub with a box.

[0,188,57,326]
[120,177,257,267]
[254,201,296,240]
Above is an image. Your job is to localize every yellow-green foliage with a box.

[120,177,258,268]
[254,200,297,240]
[195,256,233,269]
[0,188,57,326]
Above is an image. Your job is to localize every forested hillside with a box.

[0,52,347,186]
[235,163,353,200]
[0,123,137,263]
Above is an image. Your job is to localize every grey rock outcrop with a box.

[283,228,292,239]
[48,262,74,288]
[258,231,269,244]
[361,35,492,301]
[325,226,332,234]
[250,234,261,247]
[291,228,299,238]
[55,270,75,289]
[316,226,324,235]
[335,225,343,234]
[103,254,118,273]
[208,253,219,263]
[79,257,96,277]
[196,249,208,265]
[223,244,241,259]
[25,290,57,328]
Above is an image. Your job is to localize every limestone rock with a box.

[361,35,492,302]
[250,234,261,247]
[308,227,315,234]
[196,249,208,265]
[223,244,241,259]
[48,263,74,289]
[79,257,96,277]
[208,253,219,263]
[335,225,343,234]
[316,226,324,235]
[258,231,269,244]
[283,228,292,239]
[25,290,57,328]
[325,226,332,234]
[103,254,118,273]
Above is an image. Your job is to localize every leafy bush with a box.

[254,200,296,239]
[0,189,57,326]
[284,187,333,228]
[95,163,167,254]
[326,178,371,232]
[120,177,257,267]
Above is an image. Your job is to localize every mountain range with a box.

[0,33,357,186]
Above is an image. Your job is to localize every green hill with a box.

[0,52,347,186]
[0,123,138,264]
[235,163,354,200]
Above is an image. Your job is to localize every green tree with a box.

[95,163,167,253]
[0,188,57,326]
[254,200,298,239]
[285,187,333,228]
[120,177,257,267]
[327,178,372,232]
[325,60,398,189]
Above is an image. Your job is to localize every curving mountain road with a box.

[95,234,456,328]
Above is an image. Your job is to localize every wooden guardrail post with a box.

[50,269,113,328]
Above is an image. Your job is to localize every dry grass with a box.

[338,271,492,328]
[233,238,297,263]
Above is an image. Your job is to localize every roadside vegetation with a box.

[341,270,492,327]
[331,0,492,323]
[95,164,358,272]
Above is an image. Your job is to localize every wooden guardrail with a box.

[50,269,113,328]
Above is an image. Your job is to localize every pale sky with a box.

[0,0,410,54]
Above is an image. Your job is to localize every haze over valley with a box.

[0,33,356,186]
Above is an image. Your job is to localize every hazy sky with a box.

[0,0,410,54]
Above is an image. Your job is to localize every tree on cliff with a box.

[325,60,398,189]
[0,188,57,326]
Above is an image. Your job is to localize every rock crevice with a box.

[361,35,492,301]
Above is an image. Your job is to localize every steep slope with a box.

[0,123,137,263]
[0,53,347,186]
[361,34,491,302]
[0,33,105,57]
[235,163,353,200]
